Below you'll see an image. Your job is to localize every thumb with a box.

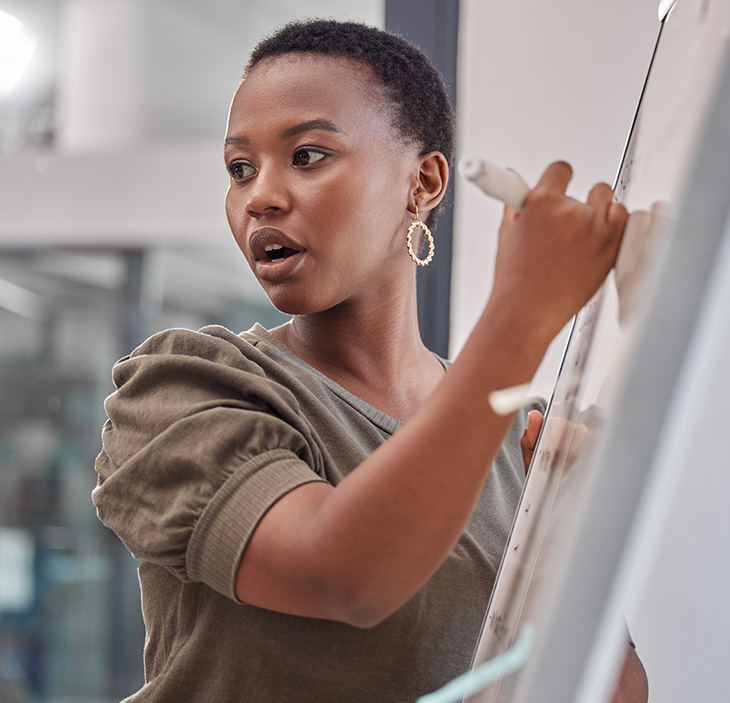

[520,410,544,473]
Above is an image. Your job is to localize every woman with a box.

[93,19,645,702]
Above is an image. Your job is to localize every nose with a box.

[245,165,291,219]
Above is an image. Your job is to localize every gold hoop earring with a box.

[406,205,435,267]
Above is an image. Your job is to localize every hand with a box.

[520,410,590,475]
[611,644,649,703]
[491,162,628,343]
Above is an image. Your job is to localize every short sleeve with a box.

[92,328,327,601]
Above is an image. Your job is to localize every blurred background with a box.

[0,1,657,701]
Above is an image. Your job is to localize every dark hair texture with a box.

[245,19,455,227]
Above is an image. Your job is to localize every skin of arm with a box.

[234,161,628,629]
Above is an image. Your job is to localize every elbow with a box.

[235,552,407,627]
[324,578,405,629]
[339,602,392,630]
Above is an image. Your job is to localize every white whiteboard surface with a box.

[464,1,730,701]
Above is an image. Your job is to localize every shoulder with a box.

[110,324,283,390]
[104,324,316,454]
[121,324,259,366]
[103,324,332,459]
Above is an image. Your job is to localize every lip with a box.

[248,227,307,282]
[248,227,305,261]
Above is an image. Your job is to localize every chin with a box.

[271,301,315,316]
[263,289,329,317]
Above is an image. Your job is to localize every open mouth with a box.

[263,244,300,262]
[249,229,305,273]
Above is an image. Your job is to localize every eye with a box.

[228,160,256,182]
[292,147,327,167]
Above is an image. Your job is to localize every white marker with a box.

[488,383,532,416]
[460,156,531,210]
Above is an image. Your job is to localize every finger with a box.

[574,423,589,445]
[566,424,590,469]
[520,433,534,474]
[498,204,520,236]
[534,161,573,194]
[502,204,519,222]
[607,200,629,230]
[525,410,544,446]
[586,182,614,212]
[520,430,531,453]
[521,411,543,473]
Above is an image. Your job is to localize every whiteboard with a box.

[465,1,730,701]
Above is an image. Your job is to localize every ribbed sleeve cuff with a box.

[186,448,326,600]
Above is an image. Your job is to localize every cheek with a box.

[362,160,411,222]
[225,188,244,237]
[303,179,363,241]
[340,172,404,233]
[224,186,237,231]
[225,189,252,260]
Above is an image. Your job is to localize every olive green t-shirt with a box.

[93,323,538,702]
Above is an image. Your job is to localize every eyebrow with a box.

[224,135,251,148]
[280,119,343,139]
[224,119,344,149]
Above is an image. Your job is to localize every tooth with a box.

[264,244,283,252]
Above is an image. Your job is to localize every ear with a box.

[409,151,450,214]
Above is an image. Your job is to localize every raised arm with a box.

[235,162,628,627]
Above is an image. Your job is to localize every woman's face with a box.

[224,54,421,315]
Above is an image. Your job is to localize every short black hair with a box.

[245,19,455,226]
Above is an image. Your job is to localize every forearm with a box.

[237,163,627,624]
[241,300,553,625]
[326,302,550,581]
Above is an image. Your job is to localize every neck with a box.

[270,278,444,422]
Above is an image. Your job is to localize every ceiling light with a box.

[0,10,37,98]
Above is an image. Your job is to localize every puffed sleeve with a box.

[92,327,327,601]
